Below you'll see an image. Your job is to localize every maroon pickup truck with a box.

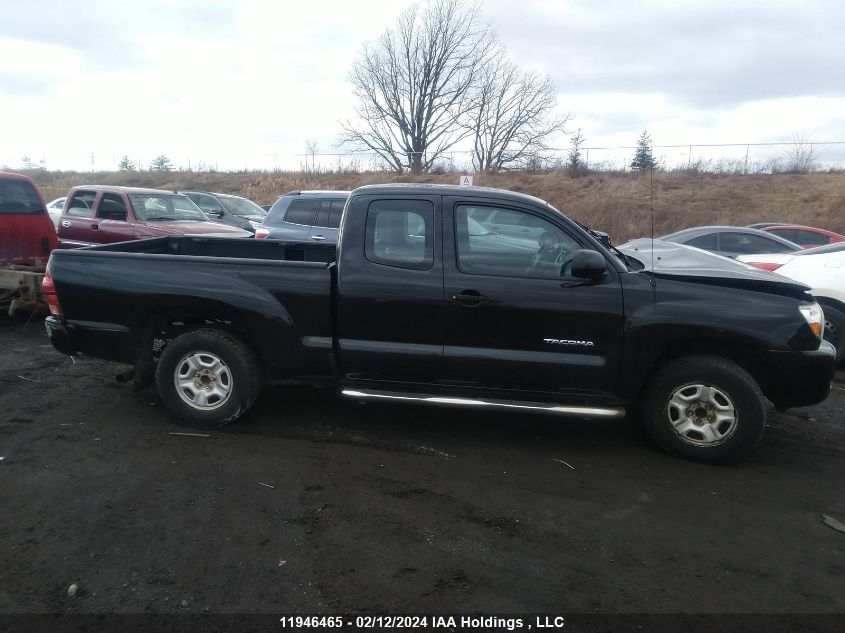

[57,185,250,247]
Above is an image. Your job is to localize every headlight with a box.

[248,220,261,229]
[799,303,824,339]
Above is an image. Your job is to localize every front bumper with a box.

[766,340,836,409]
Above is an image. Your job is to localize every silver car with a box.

[256,190,350,243]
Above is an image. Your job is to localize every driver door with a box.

[441,197,624,398]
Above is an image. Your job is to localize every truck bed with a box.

[47,237,336,378]
[94,235,336,263]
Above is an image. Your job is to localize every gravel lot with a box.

[1,319,843,618]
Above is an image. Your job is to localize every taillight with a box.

[41,264,63,317]
[255,228,270,239]
[748,262,783,272]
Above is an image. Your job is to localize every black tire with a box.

[641,355,766,464]
[821,305,845,365]
[155,328,261,425]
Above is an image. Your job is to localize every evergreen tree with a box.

[149,155,173,172]
[568,129,586,176]
[118,155,136,171]
[630,129,656,171]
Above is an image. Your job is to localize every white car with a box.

[45,197,66,227]
[738,243,845,364]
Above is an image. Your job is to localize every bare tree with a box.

[464,52,568,171]
[304,139,319,173]
[340,0,495,173]
[785,131,822,173]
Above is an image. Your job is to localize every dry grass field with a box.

[30,169,845,243]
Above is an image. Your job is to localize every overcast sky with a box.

[1,0,843,171]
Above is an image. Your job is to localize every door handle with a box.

[91,223,99,230]
[61,220,70,228]
[452,291,490,306]
[311,234,326,241]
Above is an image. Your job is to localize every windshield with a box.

[129,194,209,221]
[0,179,44,214]
[219,196,266,219]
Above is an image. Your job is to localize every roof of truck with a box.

[350,183,552,208]
[70,185,186,195]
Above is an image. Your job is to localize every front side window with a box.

[720,232,796,254]
[365,200,433,270]
[97,193,127,221]
[685,233,718,250]
[67,190,97,217]
[189,194,224,215]
[455,204,581,279]
[129,194,207,222]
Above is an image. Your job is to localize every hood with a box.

[619,238,811,298]
[140,220,251,237]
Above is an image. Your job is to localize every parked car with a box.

[46,196,68,227]
[0,172,57,266]
[256,190,350,243]
[660,226,803,258]
[737,242,845,364]
[44,184,834,464]
[181,191,266,235]
[261,204,272,212]
[56,186,250,247]
[759,224,845,249]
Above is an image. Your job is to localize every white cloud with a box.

[0,0,843,171]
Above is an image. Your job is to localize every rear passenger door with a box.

[336,194,443,384]
[58,190,99,247]
[307,199,344,243]
[278,198,318,241]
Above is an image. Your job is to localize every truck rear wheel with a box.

[641,355,766,464]
[156,328,261,425]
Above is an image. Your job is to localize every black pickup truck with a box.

[43,184,835,463]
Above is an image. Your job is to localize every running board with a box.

[341,389,625,419]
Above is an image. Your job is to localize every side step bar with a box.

[341,389,625,419]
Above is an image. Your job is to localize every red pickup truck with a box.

[0,172,57,265]
[57,185,250,247]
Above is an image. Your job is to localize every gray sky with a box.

[1,0,843,171]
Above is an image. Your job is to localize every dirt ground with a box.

[1,319,843,620]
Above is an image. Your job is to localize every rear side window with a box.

[795,229,829,246]
[284,199,319,226]
[67,190,97,217]
[767,228,799,243]
[365,200,433,270]
[314,199,346,229]
[97,193,128,221]
[684,233,718,250]
[0,179,43,214]
[720,232,796,254]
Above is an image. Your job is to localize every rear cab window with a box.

[0,179,44,214]
[365,200,434,270]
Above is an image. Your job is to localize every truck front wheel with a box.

[641,355,766,464]
[156,328,261,425]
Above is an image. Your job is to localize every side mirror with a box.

[570,249,607,280]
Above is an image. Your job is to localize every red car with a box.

[0,171,58,267]
[761,224,845,248]
[57,185,250,248]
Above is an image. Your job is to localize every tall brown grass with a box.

[29,169,845,243]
